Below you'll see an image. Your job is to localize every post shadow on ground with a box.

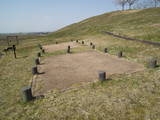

[98,78,112,87]
[39,63,45,65]
[37,72,45,75]
[21,86,45,103]
[21,94,45,103]
[32,66,45,75]
[148,59,159,68]
[32,95,45,100]
[98,71,112,83]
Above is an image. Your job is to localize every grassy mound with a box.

[0,8,160,120]
[49,8,160,42]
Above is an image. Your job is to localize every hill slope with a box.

[1,8,160,120]
[49,8,160,42]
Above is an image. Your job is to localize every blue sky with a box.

[0,0,119,33]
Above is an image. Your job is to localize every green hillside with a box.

[1,8,160,120]
[49,8,160,42]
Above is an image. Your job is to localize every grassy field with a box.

[0,8,160,120]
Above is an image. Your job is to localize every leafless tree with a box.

[153,0,157,7]
[115,0,160,10]
[152,0,160,7]
[133,0,156,9]
[158,0,160,6]
[127,0,139,9]
[115,0,128,10]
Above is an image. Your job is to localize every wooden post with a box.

[99,71,106,81]
[67,46,71,53]
[32,66,38,75]
[92,45,95,49]
[42,49,45,54]
[82,41,84,44]
[0,52,4,58]
[21,86,33,102]
[13,45,16,59]
[35,58,40,65]
[117,51,123,58]
[104,48,108,53]
[37,52,41,57]
[90,42,93,46]
[148,59,157,68]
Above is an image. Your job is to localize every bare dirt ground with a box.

[32,51,144,96]
[44,42,80,53]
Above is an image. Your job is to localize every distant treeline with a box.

[0,32,50,40]
[114,0,160,10]
[0,32,50,36]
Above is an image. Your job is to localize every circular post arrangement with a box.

[32,66,38,75]
[37,52,41,57]
[99,71,106,81]
[148,59,157,68]
[67,45,71,53]
[35,58,40,65]
[90,42,93,46]
[104,48,108,53]
[82,41,84,45]
[21,86,33,102]
[92,45,95,49]
[117,51,123,58]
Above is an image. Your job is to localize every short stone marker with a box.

[99,71,106,81]
[67,45,71,53]
[21,86,33,102]
[117,51,123,58]
[0,52,4,58]
[35,58,40,65]
[82,41,84,44]
[104,48,108,53]
[37,52,41,57]
[32,66,38,75]
[148,59,157,68]
[42,49,45,54]
[92,45,95,49]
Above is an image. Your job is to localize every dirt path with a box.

[33,51,144,96]
[104,31,160,46]
[44,42,80,53]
